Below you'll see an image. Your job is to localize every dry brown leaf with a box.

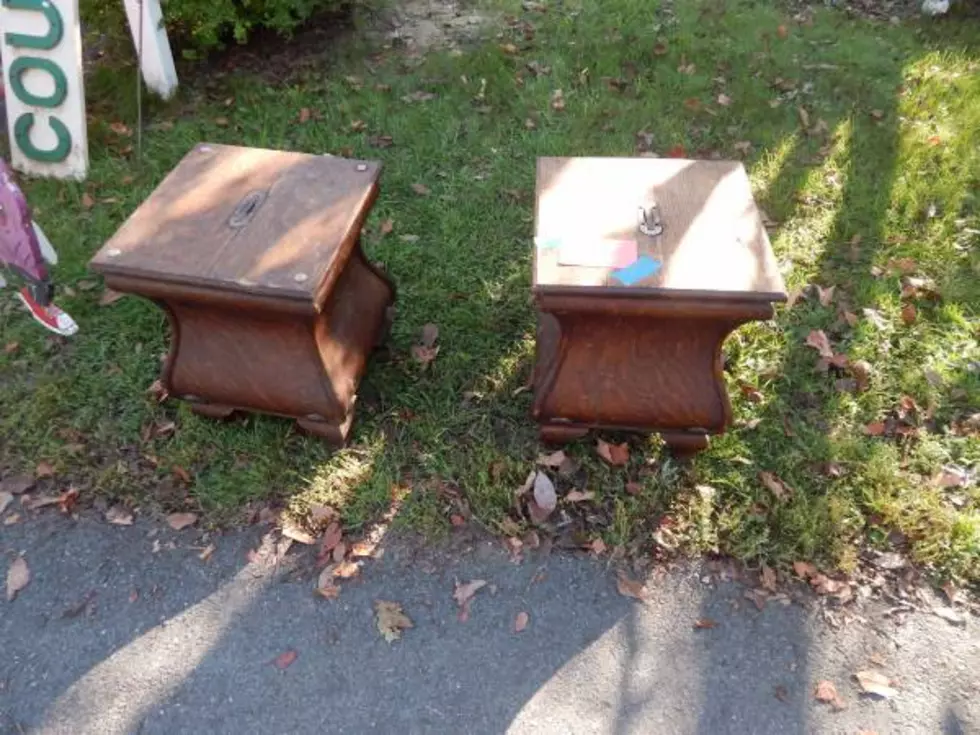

[596,439,629,466]
[843,310,859,327]
[81,192,96,209]
[379,219,394,237]
[616,571,647,601]
[333,560,360,579]
[499,42,519,54]
[550,89,566,111]
[532,472,557,514]
[332,541,347,563]
[0,492,12,515]
[761,565,778,592]
[785,288,803,309]
[272,649,297,670]
[625,481,642,496]
[411,182,431,196]
[816,285,835,307]
[375,600,413,642]
[450,513,467,527]
[298,108,312,123]
[172,465,192,485]
[814,680,845,709]
[35,462,55,479]
[759,471,793,501]
[565,489,594,503]
[693,618,718,629]
[733,140,753,154]
[166,512,198,531]
[588,537,607,555]
[797,106,810,129]
[854,670,898,699]
[717,93,733,107]
[536,450,566,468]
[320,522,342,554]
[453,579,487,607]
[411,344,440,368]
[864,421,886,436]
[653,41,668,55]
[776,23,789,38]
[3,341,18,354]
[805,330,834,359]
[901,303,916,325]
[106,505,134,526]
[850,360,872,392]
[99,288,126,306]
[6,557,29,601]
[315,567,341,599]
[514,611,529,632]
[420,323,439,348]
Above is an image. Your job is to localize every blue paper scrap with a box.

[534,236,561,250]
[612,255,662,286]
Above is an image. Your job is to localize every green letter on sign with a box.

[14,113,72,162]
[8,56,67,107]
[2,0,63,49]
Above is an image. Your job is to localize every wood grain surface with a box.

[534,157,786,300]
[91,143,382,310]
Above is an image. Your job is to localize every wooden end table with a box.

[532,157,786,457]
[90,143,395,445]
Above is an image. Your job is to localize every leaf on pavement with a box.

[332,560,360,579]
[315,567,341,599]
[375,600,413,642]
[272,649,298,670]
[854,670,898,699]
[320,522,343,554]
[453,579,487,607]
[596,439,629,466]
[514,611,529,633]
[804,330,834,359]
[814,680,845,709]
[0,492,12,515]
[932,607,966,626]
[536,450,566,468]
[532,472,557,514]
[616,571,647,601]
[6,557,29,601]
[760,565,778,592]
[693,618,718,629]
[793,560,818,579]
[35,462,55,479]
[759,471,793,501]
[106,505,134,526]
[166,512,198,531]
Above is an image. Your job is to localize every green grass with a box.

[2,0,979,583]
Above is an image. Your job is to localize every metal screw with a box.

[107,248,121,257]
[294,273,308,283]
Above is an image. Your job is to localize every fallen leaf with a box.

[862,308,889,330]
[814,680,845,709]
[22,493,63,510]
[625,481,642,496]
[693,618,717,629]
[0,476,34,495]
[104,505,134,526]
[81,192,96,209]
[761,565,778,592]
[901,303,916,325]
[411,344,440,368]
[733,140,753,154]
[514,611,529,632]
[99,289,125,306]
[110,121,131,135]
[774,684,789,703]
[3,341,19,354]
[315,567,341,599]
[450,513,467,527]
[333,560,360,579]
[797,106,810,129]
[596,439,629,466]
[532,472,557,514]
[411,182,431,196]
[717,93,733,107]
[537,450,566,468]
[854,670,898,699]
[0,492,12,515]
[588,537,607,555]
[3,513,20,525]
[683,97,701,112]
[375,600,413,642]
[870,109,884,120]
[6,557,29,601]
[214,117,229,127]
[379,219,394,236]
[172,465,192,485]
[166,512,198,531]
[320,522,343,555]
[499,42,519,54]
[653,41,668,55]
[524,117,537,130]
[759,471,793,501]
[369,134,394,149]
[816,285,835,307]
[272,650,297,670]
[550,89,566,111]
[616,571,647,601]
[777,24,789,38]
[805,330,834,359]
[420,323,439,349]
[864,421,886,436]
[298,108,312,123]
[565,489,594,503]
[401,90,436,103]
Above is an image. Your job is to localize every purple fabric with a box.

[0,158,47,282]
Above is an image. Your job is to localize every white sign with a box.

[123,0,177,100]
[0,0,89,179]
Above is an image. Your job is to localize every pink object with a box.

[0,158,48,283]
[557,238,638,269]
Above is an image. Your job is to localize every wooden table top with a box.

[534,157,786,301]
[91,144,381,307]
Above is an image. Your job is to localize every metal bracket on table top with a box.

[638,203,663,238]
[228,190,267,229]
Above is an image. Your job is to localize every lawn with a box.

[1,0,978,584]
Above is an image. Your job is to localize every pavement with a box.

[1,513,978,735]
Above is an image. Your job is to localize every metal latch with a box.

[638,203,663,237]
[228,190,267,229]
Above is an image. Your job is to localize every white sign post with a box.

[0,0,178,181]
[123,0,178,100]
[0,0,89,179]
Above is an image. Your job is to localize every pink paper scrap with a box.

[557,238,638,269]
